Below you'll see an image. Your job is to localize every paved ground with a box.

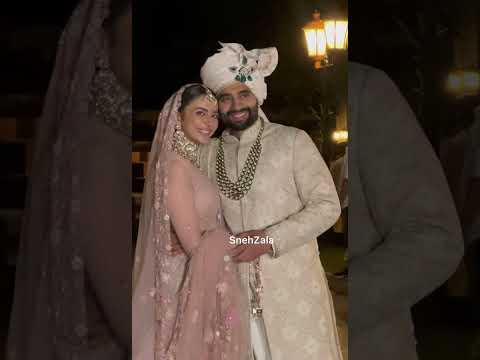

[319,232,348,359]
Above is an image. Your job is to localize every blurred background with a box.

[350,1,480,359]
[0,2,77,357]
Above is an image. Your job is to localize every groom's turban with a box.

[200,43,278,105]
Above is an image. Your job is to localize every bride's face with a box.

[180,96,219,145]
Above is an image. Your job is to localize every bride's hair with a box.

[179,84,216,112]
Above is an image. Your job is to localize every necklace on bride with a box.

[172,121,200,169]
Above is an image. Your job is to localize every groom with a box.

[199,43,343,360]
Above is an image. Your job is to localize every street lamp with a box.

[303,10,348,162]
[332,130,348,144]
[303,10,329,69]
[303,10,348,69]
[325,20,348,50]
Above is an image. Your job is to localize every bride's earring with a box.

[172,118,199,168]
[173,120,184,147]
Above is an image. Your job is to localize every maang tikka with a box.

[203,86,217,104]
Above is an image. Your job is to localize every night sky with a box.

[1,0,478,142]
[135,0,347,110]
[0,2,76,95]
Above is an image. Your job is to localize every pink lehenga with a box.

[132,85,250,360]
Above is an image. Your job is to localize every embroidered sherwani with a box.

[200,117,343,360]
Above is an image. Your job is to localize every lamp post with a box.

[303,10,348,69]
[303,10,329,69]
[303,10,348,161]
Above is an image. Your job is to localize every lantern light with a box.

[303,10,348,69]
[303,10,329,69]
[446,70,480,97]
[325,20,348,50]
[332,130,348,144]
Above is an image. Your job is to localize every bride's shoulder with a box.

[166,151,186,166]
[166,152,193,178]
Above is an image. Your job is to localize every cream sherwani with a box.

[200,117,343,360]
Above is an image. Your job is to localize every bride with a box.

[132,84,250,359]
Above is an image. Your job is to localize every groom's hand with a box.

[230,230,273,263]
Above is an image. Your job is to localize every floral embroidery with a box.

[311,279,322,295]
[272,287,289,303]
[165,309,175,319]
[281,325,299,341]
[296,300,312,317]
[204,329,214,343]
[318,315,328,335]
[89,47,132,137]
[192,309,199,324]
[161,273,170,283]
[288,264,302,279]
[304,336,321,355]
[216,282,228,295]
[225,307,239,327]
[148,288,156,297]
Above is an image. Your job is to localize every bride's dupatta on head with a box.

[133,85,250,360]
[132,86,190,359]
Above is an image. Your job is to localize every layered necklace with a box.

[172,125,200,169]
[215,118,264,200]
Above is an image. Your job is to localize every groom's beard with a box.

[220,106,259,131]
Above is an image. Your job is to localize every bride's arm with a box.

[166,159,202,254]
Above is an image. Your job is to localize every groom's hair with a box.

[179,84,215,112]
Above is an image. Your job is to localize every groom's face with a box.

[217,82,259,131]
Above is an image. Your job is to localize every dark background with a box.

[0,2,77,357]
[350,0,479,148]
[134,0,347,109]
[350,1,480,359]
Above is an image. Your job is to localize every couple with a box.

[132,43,343,360]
